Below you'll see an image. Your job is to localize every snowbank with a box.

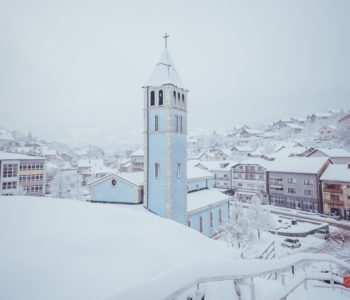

[0,196,236,300]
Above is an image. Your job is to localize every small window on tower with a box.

[177,92,180,106]
[159,90,163,106]
[155,115,159,131]
[180,116,183,132]
[150,91,155,106]
[177,163,181,178]
[173,91,176,106]
[182,94,185,108]
[154,163,160,178]
[175,115,179,132]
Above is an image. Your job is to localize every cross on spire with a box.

[163,33,170,48]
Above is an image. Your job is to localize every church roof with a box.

[147,48,184,89]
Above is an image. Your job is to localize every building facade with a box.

[267,157,330,213]
[0,152,46,196]
[320,164,350,219]
[232,158,270,203]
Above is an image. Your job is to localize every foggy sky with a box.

[1,0,349,147]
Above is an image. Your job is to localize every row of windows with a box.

[19,174,44,182]
[25,185,43,193]
[270,177,313,185]
[2,164,18,178]
[2,181,17,190]
[154,163,181,178]
[188,209,223,233]
[149,90,186,109]
[20,163,44,171]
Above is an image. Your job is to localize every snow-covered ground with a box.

[1,196,349,300]
[0,196,238,300]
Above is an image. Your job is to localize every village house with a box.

[232,158,271,203]
[129,148,144,171]
[320,164,350,220]
[267,157,331,213]
[307,148,350,164]
[318,125,337,141]
[338,114,350,124]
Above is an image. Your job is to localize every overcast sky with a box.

[1,0,349,147]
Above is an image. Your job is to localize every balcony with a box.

[323,188,343,194]
[323,199,344,206]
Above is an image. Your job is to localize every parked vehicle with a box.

[315,229,330,239]
[281,238,301,248]
[329,213,341,221]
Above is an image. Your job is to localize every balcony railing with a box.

[323,188,343,194]
[323,199,344,206]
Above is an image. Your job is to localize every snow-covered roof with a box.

[89,171,144,187]
[231,145,254,152]
[242,128,262,135]
[187,164,214,180]
[313,148,350,158]
[320,164,350,182]
[196,160,237,171]
[320,125,337,130]
[310,112,332,118]
[269,146,311,159]
[239,158,272,169]
[41,149,58,156]
[187,189,231,212]
[82,165,116,175]
[0,196,236,300]
[77,159,104,168]
[0,152,45,161]
[147,48,184,89]
[285,124,304,129]
[268,157,330,174]
[130,148,144,157]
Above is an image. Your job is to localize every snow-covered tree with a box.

[247,196,275,239]
[220,201,254,257]
[50,171,83,200]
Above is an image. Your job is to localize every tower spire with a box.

[163,33,170,48]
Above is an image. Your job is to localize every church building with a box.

[88,35,231,237]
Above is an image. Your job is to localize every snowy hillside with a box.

[0,196,237,300]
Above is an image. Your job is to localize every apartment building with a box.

[0,152,46,196]
[267,157,330,213]
[232,158,271,203]
[320,164,350,220]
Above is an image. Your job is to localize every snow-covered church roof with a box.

[146,48,185,89]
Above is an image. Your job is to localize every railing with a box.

[256,241,275,260]
[324,199,344,206]
[324,188,343,194]
[113,254,350,300]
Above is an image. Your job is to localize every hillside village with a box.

[1,109,350,221]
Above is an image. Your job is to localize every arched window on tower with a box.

[177,92,180,107]
[180,116,183,132]
[155,115,159,131]
[159,90,163,106]
[182,94,185,109]
[175,115,179,132]
[173,91,176,106]
[150,91,155,106]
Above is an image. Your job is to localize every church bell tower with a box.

[143,34,187,224]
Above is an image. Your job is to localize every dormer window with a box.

[150,91,155,106]
[159,90,163,106]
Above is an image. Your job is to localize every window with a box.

[111,179,117,186]
[154,163,159,178]
[2,182,17,190]
[175,115,179,132]
[180,116,183,132]
[158,90,163,106]
[287,178,296,184]
[304,179,313,185]
[287,188,296,194]
[150,91,155,106]
[177,163,181,178]
[304,190,313,196]
[182,94,185,108]
[177,92,180,106]
[330,194,340,201]
[219,209,222,224]
[3,164,18,178]
[210,212,213,228]
[155,115,159,131]
[199,216,203,232]
[173,91,176,105]
[187,220,191,227]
